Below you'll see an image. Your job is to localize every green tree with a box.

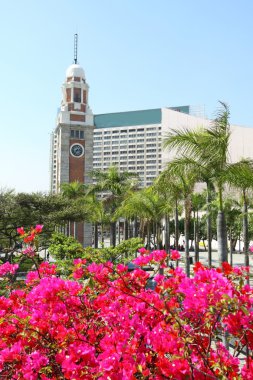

[161,163,197,276]
[226,159,253,268]
[89,166,138,247]
[154,170,183,251]
[163,102,232,265]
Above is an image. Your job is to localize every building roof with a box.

[94,106,190,129]
[94,109,161,128]
[66,64,85,79]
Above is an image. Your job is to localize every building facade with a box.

[50,60,253,246]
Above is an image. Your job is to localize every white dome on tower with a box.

[66,64,85,80]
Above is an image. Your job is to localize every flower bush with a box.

[0,227,252,379]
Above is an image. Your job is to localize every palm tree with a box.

[116,186,164,249]
[191,192,206,263]
[61,181,86,239]
[155,170,184,251]
[88,166,138,247]
[84,195,110,248]
[226,159,253,269]
[161,162,197,276]
[163,102,231,265]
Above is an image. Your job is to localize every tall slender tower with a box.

[50,35,94,246]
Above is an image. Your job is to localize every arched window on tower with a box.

[74,88,81,103]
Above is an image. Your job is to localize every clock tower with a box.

[50,35,94,246]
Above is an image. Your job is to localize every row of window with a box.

[70,130,84,139]
[94,126,161,136]
[94,133,161,141]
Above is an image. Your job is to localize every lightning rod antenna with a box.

[74,34,78,64]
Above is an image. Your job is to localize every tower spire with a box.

[74,34,78,64]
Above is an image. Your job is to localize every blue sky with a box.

[1,0,253,193]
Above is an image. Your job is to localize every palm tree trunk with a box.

[133,218,138,238]
[242,191,249,278]
[118,222,121,244]
[206,183,212,267]
[185,197,191,277]
[217,210,228,265]
[174,200,179,250]
[229,227,233,266]
[194,210,199,263]
[101,224,104,246]
[147,223,151,250]
[164,215,170,253]
[110,221,116,247]
[124,219,129,240]
[94,222,98,248]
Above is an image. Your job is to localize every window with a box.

[146,160,157,164]
[74,88,81,103]
[70,130,75,138]
[80,131,84,139]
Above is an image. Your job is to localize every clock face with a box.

[70,143,84,157]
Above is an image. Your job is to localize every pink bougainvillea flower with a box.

[138,247,149,255]
[23,246,36,257]
[249,245,253,252]
[0,262,19,276]
[34,224,44,233]
[17,226,25,235]
[73,258,86,266]
[222,261,233,275]
[170,249,180,260]
[24,232,36,243]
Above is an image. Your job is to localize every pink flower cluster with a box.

[170,249,181,260]
[0,243,252,378]
[0,262,19,276]
[17,224,43,245]
[133,249,167,266]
